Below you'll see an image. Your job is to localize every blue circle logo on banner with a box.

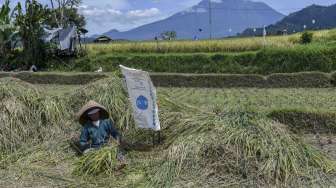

[136,95,149,110]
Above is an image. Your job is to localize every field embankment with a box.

[0,72,107,85]
[48,44,336,74]
[2,71,336,88]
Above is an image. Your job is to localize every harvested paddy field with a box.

[160,87,336,164]
[159,87,336,113]
[1,76,336,187]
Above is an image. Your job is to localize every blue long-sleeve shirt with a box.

[79,119,119,148]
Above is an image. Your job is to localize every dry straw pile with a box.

[0,76,335,187]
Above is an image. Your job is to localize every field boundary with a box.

[269,109,336,133]
[1,71,336,88]
[151,72,334,88]
[0,72,108,85]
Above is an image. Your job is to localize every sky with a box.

[1,0,336,35]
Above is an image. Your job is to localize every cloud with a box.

[82,0,130,10]
[79,6,161,23]
[127,8,160,19]
[80,6,122,17]
[79,5,162,34]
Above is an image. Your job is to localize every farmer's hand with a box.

[115,136,121,145]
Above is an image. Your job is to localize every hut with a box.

[94,35,113,43]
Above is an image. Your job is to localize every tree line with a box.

[0,0,85,70]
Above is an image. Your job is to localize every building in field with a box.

[94,35,113,43]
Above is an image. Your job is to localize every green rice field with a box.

[86,29,334,54]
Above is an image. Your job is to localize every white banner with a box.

[120,65,160,131]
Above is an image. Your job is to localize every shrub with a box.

[300,31,314,44]
[255,46,336,74]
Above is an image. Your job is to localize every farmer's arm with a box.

[79,127,90,146]
[107,119,120,142]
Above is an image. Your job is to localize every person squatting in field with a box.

[70,100,124,159]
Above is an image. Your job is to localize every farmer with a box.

[70,100,121,155]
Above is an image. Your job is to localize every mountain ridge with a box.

[99,0,284,40]
[241,4,336,36]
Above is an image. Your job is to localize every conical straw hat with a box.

[76,100,109,125]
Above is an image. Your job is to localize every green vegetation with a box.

[301,31,314,44]
[47,44,336,74]
[241,4,336,36]
[42,29,336,74]
[86,29,334,54]
[158,87,336,114]
[14,0,49,67]
[1,76,336,187]
[0,0,18,57]
[0,0,84,70]
[2,28,336,73]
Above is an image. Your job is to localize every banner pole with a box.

[152,131,155,147]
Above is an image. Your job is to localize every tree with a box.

[46,0,85,29]
[0,0,17,57]
[160,31,177,40]
[14,0,48,67]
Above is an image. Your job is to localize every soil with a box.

[303,134,336,159]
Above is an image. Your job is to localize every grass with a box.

[0,76,336,187]
[50,42,336,74]
[0,78,69,153]
[158,87,336,114]
[47,44,336,74]
[86,30,333,54]
[87,35,293,54]
[36,84,81,96]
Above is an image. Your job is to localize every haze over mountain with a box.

[101,0,284,40]
[241,3,336,36]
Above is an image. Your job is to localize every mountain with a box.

[101,0,284,40]
[241,4,336,36]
